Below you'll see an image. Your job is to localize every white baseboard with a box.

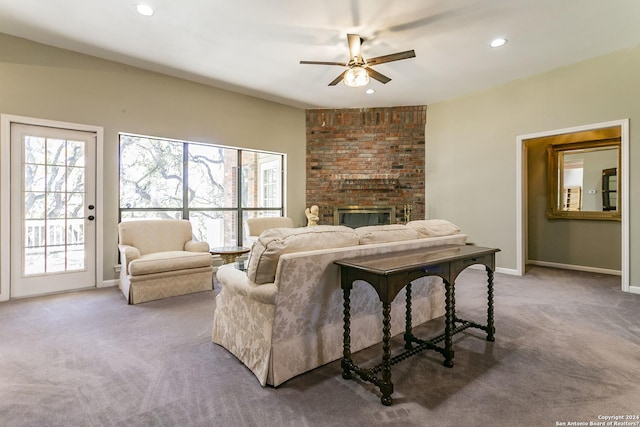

[100,279,118,288]
[527,260,621,276]
[627,285,640,295]
[495,267,519,276]
[465,262,621,278]
[465,264,519,276]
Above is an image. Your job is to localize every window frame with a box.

[118,132,285,246]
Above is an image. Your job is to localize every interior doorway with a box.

[516,119,631,293]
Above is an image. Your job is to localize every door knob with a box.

[88,215,95,221]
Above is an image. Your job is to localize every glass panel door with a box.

[10,124,96,297]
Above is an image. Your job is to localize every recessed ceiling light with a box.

[365,89,375,95]
[490,38,508,48]
[135,4,154,16]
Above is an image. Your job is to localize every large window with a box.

[119,134,284,247]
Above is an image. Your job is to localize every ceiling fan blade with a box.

[385,9,459,33]
[366,68,391,84]
[366,50,416,66]
[329,70,348,86]
[300,60,348,66]
[347,33,363,63]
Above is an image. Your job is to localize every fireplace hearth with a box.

[334,206,396,228]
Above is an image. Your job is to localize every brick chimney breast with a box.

[306,106,426,225]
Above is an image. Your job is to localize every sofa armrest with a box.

[216,265,277,305]
[118,244,140,272]
[185,240,210,252]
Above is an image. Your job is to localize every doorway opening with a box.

[516,119,632,293]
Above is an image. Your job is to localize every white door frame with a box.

[516,118,634,294]
[1,114,104,301]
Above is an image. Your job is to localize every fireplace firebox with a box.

[333,206,396,228]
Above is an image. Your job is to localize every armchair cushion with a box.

[128,251,213,276]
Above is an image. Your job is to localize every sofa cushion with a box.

[355,224,422,245]
[406,219,461,237]
[247,225,359,285]
[129,251,212,276]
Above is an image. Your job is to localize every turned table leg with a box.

[341,285,353,379]
[404,283,413,350]
[380,302,394,406]
[486,267,496,342]
[443,279,454,368]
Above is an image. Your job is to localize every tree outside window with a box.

[119,134,284,247]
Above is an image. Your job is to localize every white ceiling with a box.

[1,0,640,109]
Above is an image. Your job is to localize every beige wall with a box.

[425,45,639,285]
[0,33,306,283]
[3,31,639,288]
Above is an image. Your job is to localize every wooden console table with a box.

[335,244,500,406]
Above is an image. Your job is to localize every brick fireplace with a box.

[333,205,396,228]
[306,106,426,226]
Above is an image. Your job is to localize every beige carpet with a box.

[0,266,638,427]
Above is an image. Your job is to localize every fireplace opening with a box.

[334,206,396,228]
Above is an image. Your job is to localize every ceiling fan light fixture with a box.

[490,37,508,48]
[344,66,370,87]
[135,4,154,16]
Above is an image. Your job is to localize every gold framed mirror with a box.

[547,138,621,220]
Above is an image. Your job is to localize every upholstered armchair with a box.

[118,219,213,304]
[245,216,294,245]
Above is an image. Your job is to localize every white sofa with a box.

[212,221,467,386]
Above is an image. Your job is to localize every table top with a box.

[210,246,250,255]
[334,244,500,275]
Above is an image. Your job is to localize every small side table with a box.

[210,246,250,264]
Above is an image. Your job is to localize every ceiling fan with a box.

[300,34,416,87]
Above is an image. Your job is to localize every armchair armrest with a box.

[216,265,277,305]
[185,240,210,253]
[118,244,140,272]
